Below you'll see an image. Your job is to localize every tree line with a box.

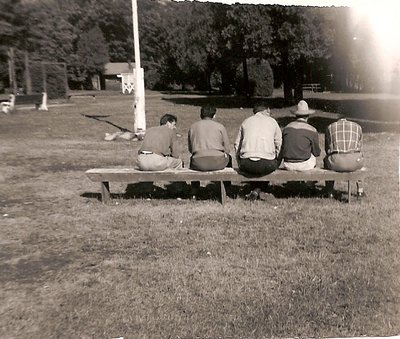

[0,0,390,102]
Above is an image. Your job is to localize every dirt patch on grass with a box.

[0,252,72,284]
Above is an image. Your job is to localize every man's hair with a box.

[253,105,268,114]
[200,106,216,119]
[160,113,177,126]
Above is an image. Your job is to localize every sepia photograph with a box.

[0,0,399,338]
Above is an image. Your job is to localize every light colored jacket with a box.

[234,111,282,160]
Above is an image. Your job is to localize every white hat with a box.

[291,100,315,116]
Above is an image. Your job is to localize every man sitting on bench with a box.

[137,113,183,171]
[324,116,365,198]
[188,106,232,197]
[234,105,282,200]
[281,100,321,171]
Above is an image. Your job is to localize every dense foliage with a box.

[235,58,274,97]
[0,0,389,100]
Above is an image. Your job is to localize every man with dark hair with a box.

[137,113,183,171]
[234,105,282,200]
[188,106,231,171]
[324,116,365,198]
[159,113,176,126]
[281,100,321,171]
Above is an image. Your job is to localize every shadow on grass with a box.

[163,94,286,109]
[164,95,400,133]
[124,181,226,201]
[81,181,351,202]
[81,114,133,133]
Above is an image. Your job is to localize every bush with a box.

[235,58,274,97]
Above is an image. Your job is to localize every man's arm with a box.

[274,123,282,158]
[170,132,180,158]
[234,126,243,159]
[324,129,330,155]
[221,126,231,154]
[187,128,193,154]
[311,131,321,157]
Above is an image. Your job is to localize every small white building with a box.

[100,62,135,92]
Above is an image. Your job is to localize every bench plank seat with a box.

[68,94,96,100]
[86,167,367,204]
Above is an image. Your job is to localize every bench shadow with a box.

[81,191,149,201]
[123,181,242,201]
[237,181,350,202]
[81,181,351,202]
[81,192,102,201]
[125,182,198,200]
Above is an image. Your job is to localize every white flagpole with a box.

[131,0,146,134]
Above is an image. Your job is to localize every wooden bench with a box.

[1,93,48,113]
[68,93,96,100]
[302,83,323,92]
[85,167,367,204]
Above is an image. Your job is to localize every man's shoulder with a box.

[210,119,225,128]
[200,119,226,129]
[243,113,276,124]
[285,121,317,133]
[328,119,361,130]
[145,125,160,134]
[148,125,173,136]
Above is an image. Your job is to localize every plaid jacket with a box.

[325,119,362,155]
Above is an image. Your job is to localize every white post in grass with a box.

[131,0,146,135]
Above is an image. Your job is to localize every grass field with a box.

[0,90,399,338]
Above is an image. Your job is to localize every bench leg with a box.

[101,181,110,203]
[347,181,351,203]
[220,181,226,205]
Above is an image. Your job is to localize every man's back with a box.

[282,120,321,161]
[188,119,230,157]
[325,119,362,154]
[236,112,281,160]
[139,125,178,158]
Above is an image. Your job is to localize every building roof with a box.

[103,62,134,75]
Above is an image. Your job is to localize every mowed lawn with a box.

[0,90,399,338]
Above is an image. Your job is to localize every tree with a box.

[20,1,75,62]
[0,0,25,90]
[86,0,133,62]
[76,26,109,88]
[163,1,216,90]
[269,6,335,103]
[212,4,273,96]
[235,58,274,97]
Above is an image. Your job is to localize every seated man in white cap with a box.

[280,100,321,171]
